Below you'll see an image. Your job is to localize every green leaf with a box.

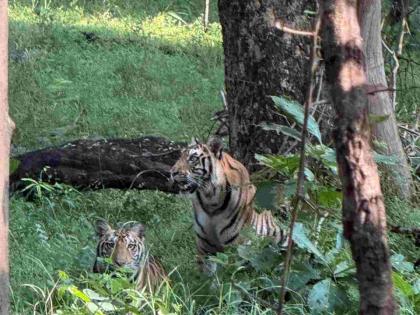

[259,122,302,141]
[314,186,341,208]
[373,152,398,165]
[83,289,108,301]
[292,223,326,263]
[255,154,300,177]
[288,262,321,291]
[307,145,338,175]
[10,158,20,174]
[251,247,283,273]
[271,96,322,143]
[210,252,229,266]
[308,279,348,314]
[393,272,414,297]
[98,301,116,312]
[85,302,100,314]
[335,228,345,251]
[57,270,69,281]
[110,277,131,294]
[391,254,414,273]
[304,168,315,182]
[333,261,355,278]
[413,279,420,295]
[68,285,91,303]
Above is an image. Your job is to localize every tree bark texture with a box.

[359,0,413,199]
[11,137,183,194]
[218,0,314,170]
[321,0,396,314]
[0,1,13,313]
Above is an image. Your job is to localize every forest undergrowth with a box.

[8,1,420,314]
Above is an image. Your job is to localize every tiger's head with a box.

[93,219,147,273]
[170,137,224,194]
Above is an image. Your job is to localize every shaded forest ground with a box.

[8,0,420,314]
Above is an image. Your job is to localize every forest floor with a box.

[8,1,420,314]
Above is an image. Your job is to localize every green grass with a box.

[9,1,224,313]
[10,187,200,313]
[8,0,420,314]
[9,2,223,150]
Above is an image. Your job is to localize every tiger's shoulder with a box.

[220,152,256,204]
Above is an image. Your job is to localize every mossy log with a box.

[10,136,184,194]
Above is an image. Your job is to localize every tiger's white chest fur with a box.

[191,183,246,249]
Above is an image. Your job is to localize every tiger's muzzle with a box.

[170,171,199,193]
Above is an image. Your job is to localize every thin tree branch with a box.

[382,39,400,110]
[274,20,314,37]
[398,124,420,136]
[389,225,420,235]
[203,0,210,32]
[277,4,321,314]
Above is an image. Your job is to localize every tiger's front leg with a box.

[196,249,218,276]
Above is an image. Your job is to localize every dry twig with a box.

[274,20,314,37]
[277,4,321,314]
[203,0,210,32]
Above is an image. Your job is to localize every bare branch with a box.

[274,20,314,37]
[277,4,321,314]
[203,0,210,32]
[398,124,420,136]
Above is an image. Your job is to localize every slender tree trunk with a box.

[0,1,14,313]
[218,0,314,170]
[203,0,210,31]
[321,1,395,314]
[359,0,413,199]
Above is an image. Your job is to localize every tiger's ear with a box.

[130,223,145,238]
[95,219,112,237]
[190,137,200,146]
[208,136,223,159]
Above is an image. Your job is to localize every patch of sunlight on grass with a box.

[9,4,222,50]
[141,13,222,49]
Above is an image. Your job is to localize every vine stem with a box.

[277,4,322,314]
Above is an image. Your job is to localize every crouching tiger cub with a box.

[93,219,167,293]
[170,137,287,272]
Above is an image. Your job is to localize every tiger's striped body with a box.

[170,137,286,271]
[93,220,167,293]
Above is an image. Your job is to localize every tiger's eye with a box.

[128,244,136,250]
[189,156,198,163]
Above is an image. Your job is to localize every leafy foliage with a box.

[269,96,322,144]
[8,1,420,314]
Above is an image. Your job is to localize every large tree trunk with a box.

[0,1,13,313]
[359,0,413,199]
[218,0,314,170]
[11,137,183,194]
[321,0,395,314]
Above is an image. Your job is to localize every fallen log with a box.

[10,136,185,194]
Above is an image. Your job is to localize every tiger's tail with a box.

[250,210,289,247]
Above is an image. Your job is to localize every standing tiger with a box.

[93,219,167,293]
[170,137,286,272]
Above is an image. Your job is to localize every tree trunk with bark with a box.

[359,0,413,199]
[218,0,314,170]
[0,2,14,313]
[321,0,395,313]
[10,137,184,194]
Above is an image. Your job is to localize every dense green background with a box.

[8,0,420,314]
